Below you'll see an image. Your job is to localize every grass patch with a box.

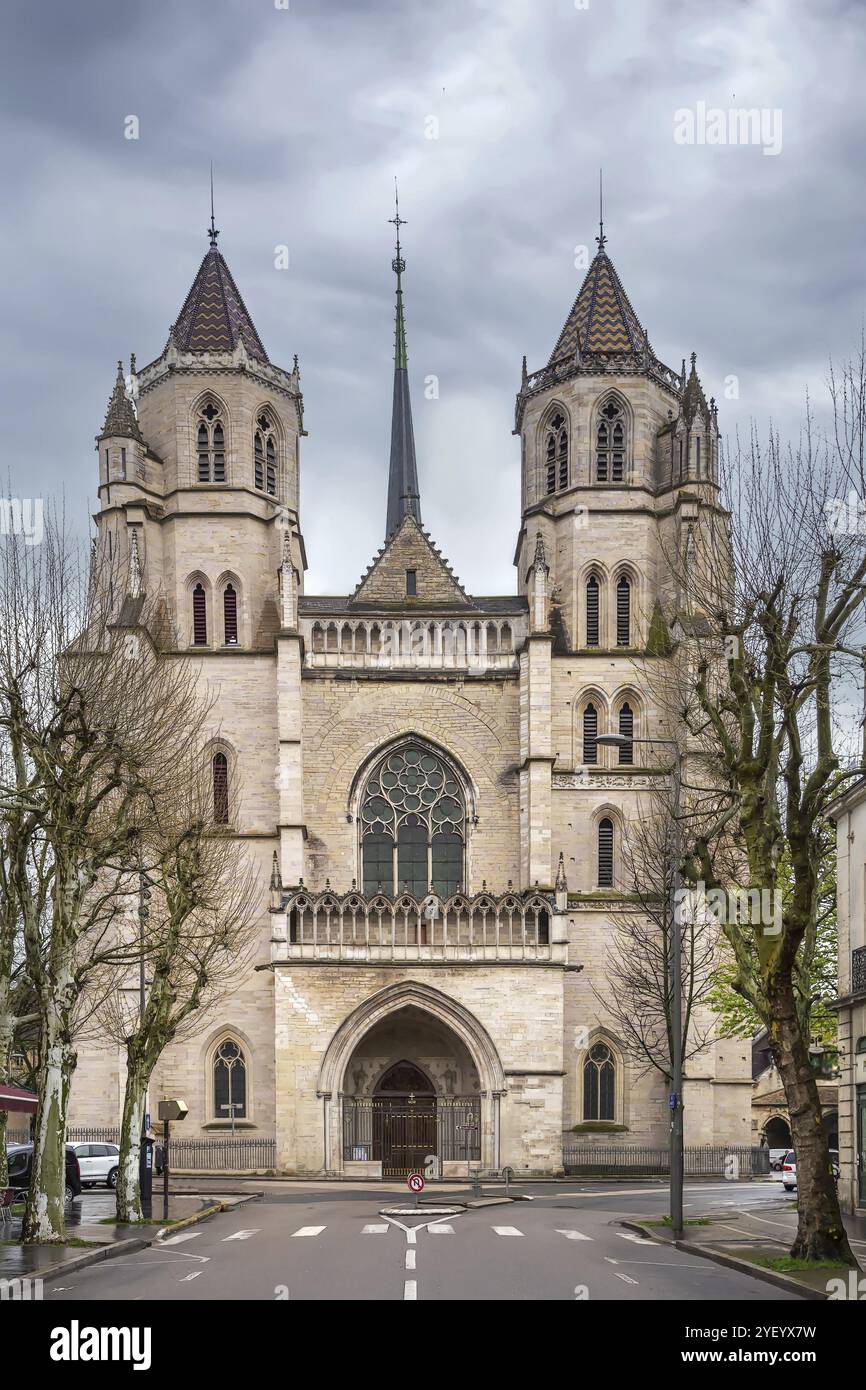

[98,1215,178,1226]
[749,1254,853,1274]
[644,1216,713,1227]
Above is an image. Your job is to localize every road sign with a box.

[407,1172,425,1194]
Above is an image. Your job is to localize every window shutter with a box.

[616,576,631,646]
[223,585,238,645]
[583,704,598,765]
[586,576,599,647]
[192,584,207,645]
[598,818,614,887]
[254,433,264,490]
[618,702,633,764]
[212,753,229,824]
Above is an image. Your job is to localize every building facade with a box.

[829,776,866,1213]
[68,211,752,1175]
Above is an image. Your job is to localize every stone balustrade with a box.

[270,887,567,964]
[300,616,524,672]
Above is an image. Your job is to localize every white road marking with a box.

[181,1271,202,1282]
[362,1223,389,1234]
[290,1226,326,1238]
[614,1271,639,1285]
[616,1232,656,1245]
[427,1224,454,1234]
[556,1229,593,1241]
[404,1279,417,1300]
[222,1229,260,1242]
[405,1250,416,1270]
[161,1232,201,1246]
[604,1257,619,1265]
[492,1226,523,1236]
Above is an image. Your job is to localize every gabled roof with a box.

[548,247,651,364]
[172,244,268,360]
[350,513,471,609]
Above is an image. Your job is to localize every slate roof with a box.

[172,244,268,360]
[548,247,651,364]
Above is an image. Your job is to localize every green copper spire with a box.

[385,184,421,539]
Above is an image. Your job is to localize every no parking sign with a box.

[407,1172,425,1194]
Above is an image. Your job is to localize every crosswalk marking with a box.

[492,1226,523,1237]
[404,1279,417,1301]
[362,1224,390,1234]
[406,1250,416,1270]
[222,1229,260,1242]
[614,1271,639,1285]
[428,1224,454,1235]
[161,1232,201,1246]
[291,1226,326,1238]
[181,1271,202,1282]
[556,1229,593,1241]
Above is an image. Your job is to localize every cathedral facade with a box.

[69,211,752,1175]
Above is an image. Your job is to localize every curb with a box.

[27,1237,152,1286]
[154,1192,259,1241]
[619,1220,826,1301]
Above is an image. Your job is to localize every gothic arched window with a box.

[197,401,226,483]
[616,576,631,646]
[254,412,277,496]
[598,818,614,887]
[223,584,238,645]
[596,399,625,483]
[192,583,207,646]
[582,704,598,765]
[583,1041,616,1121]
[545,412,569,495]
[586,574,600,647]
[213,1039,246,1120]
[212,752,229,825]
[359,744,465,897]
[617,702,634,764]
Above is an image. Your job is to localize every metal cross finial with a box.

[208,163,219,247]
[389,178,406,282]
[596,167,607,251]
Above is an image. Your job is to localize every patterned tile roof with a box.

[172,245,268,360]
[548,248,651,364]
[99,360,142,441]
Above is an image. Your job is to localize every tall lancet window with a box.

[254,412,277,496]
[585,574,600,647]
[597,818,614,888]
[616,576,631,646]
[583,704,598,765]
[618,702,634,764]
[223,585,238,645]
[192,584,207,646]
[545,412,569,495]
[197,401,226,483]
[212,753,229,825]
[359,743,465,897]
[596,399,625,482]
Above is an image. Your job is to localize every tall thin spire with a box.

[208,163,219,247]
[385,182,421,540]
[596,168,607,251]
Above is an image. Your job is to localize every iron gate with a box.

[343,1097,481,1174]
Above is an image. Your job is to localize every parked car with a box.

[5,1143,82,1205]
[781,1148,840,1192]
[768,1147,789,1171]
[68,1141,120,1189]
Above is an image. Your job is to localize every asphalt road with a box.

[47,1179,801,1301]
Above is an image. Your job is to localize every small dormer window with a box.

[406,569,417,597]
[254,412,277,496]
[197,401,226,483]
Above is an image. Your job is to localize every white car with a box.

[69,1141,120,1189]
[781,1148,839,1192]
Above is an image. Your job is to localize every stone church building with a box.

[68,208,752,1175]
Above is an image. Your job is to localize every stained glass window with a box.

[359,744,465,896]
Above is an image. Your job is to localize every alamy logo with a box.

[673,101,783,156]
[0,497,44,545]
[49,1321,152,1371]
[675,882,782,935]
[0,1276,43,1300]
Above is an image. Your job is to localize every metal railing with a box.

[4,1127,276,1172]
[562,1143,770,1177]
[272,888,562,964]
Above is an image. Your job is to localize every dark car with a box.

[5,1143,82,1205]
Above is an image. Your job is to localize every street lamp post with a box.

[596,732,684,1239]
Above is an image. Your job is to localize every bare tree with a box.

[98,763,260,1223]
[0,508,212,1242]
[595,788,720,1085]
[656,353,866,1262]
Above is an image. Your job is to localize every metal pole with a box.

[163,1119,170,1223]
[669,746,684,1240]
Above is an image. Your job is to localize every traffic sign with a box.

[407,1172,425,1194]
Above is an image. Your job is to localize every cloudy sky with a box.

[1,0,864,595]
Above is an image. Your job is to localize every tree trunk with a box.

[22,1022,75,1244]
[767,971,855,1264]
[116,1051,151,1225]
[0,1007,14,1188]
